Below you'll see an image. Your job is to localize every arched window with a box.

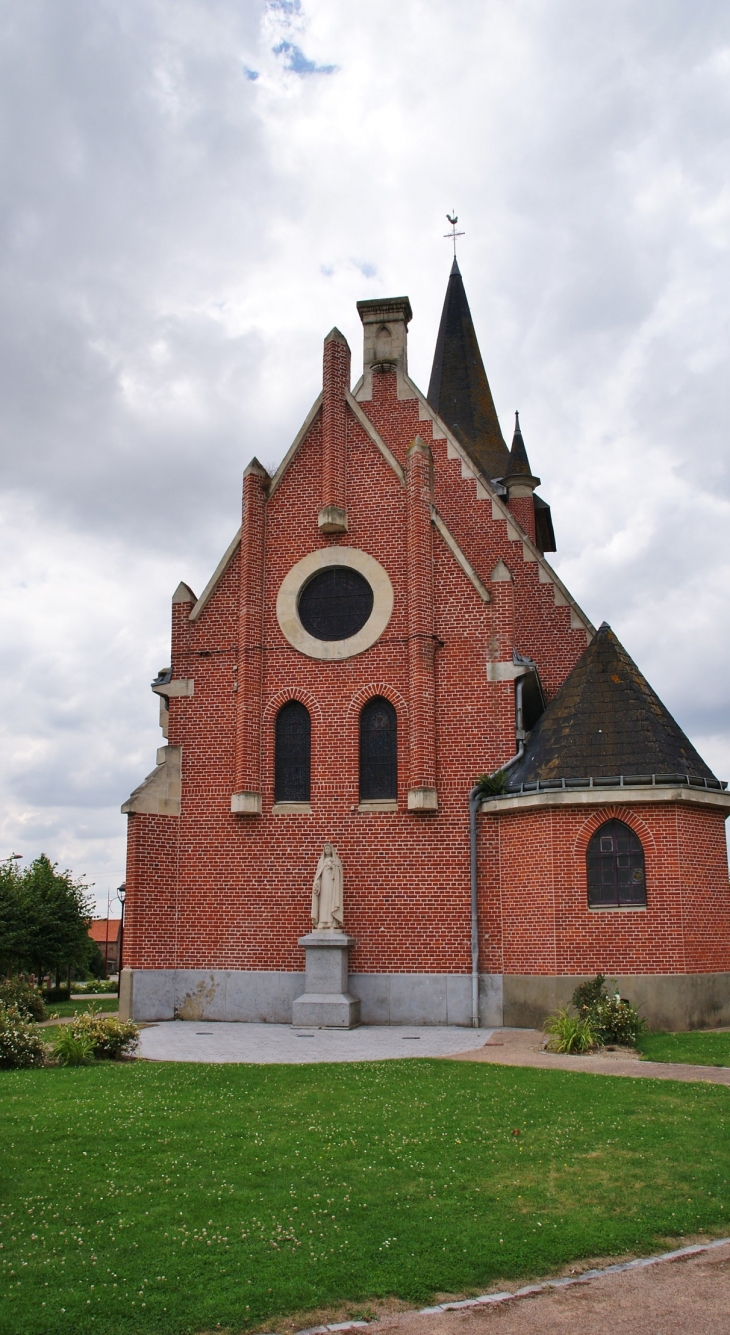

[587,819,646,907]
[359,696,397,801]
[275,701,311,803]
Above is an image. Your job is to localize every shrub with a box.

[72,980,118,995]
[0,977,46,1022]
[43,986,71,1004]
[590,996,646,1045]
[69,1011,139,1060]
[571,974,645,1047]
[53,1028,96,1067]
[0,1002,46,1068]
[544,1007,598,1054]
[475,771,507,797]
[572,974,608,1011]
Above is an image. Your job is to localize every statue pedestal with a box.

[293,931,361,1029]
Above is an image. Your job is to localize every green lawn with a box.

[1,1060,729,1335]
[43,999,120,1021]
[638,1030,730,1067]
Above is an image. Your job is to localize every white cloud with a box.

[2,0,730,904]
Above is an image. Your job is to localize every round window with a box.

[298,567,374,641]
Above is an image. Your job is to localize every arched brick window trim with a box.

[346,683,408,720]
[263,688,323,725]
[573,806,656,860]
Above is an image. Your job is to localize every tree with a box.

[22,856,94,984]
[0,855,94,985]
[0,857,25,974]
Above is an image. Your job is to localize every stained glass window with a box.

[298,567,373,641]
[587,819,646,907]
[275,701,311,803]
[359,696,397,801]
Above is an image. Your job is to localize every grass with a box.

[1,1060,729,1335]
[43,999,120,1021]
[638,1030,730,1067]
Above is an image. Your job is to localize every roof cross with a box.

[444,211,465,257]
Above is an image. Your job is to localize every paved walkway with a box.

[449,1027,730,1085]
[138,1021,494,1063]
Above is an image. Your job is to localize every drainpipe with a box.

[469,784,482,1029]
[468,677,528,1029]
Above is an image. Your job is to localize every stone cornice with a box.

[480,785,730,816]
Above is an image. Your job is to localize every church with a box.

[119,259,730,1032]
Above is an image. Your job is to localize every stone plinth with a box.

[292,931,360,1028]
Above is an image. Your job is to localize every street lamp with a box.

[116,883,126,976]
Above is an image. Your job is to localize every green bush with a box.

[72,979,118,994]
[590,996,645,1045]
[572,973,608,1011]
[43,986,71,1003]
[0,977,46,1021]
[571,974,645,1047]
[69,1010,139,1060]
[544,1007,598,1054]
[0,1002,46,1068]
[53,1028,96,1066]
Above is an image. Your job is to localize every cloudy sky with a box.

[2,0,729,912]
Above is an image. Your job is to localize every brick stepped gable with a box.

[353,361,592,701]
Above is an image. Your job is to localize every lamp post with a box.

[116,883,126,977]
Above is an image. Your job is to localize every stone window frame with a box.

[276,547,394,661]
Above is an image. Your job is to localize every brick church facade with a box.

[120,261,730,1030]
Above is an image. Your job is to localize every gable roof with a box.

[507,622,717,787]
[89,919,121,943]
[427,258,512,480]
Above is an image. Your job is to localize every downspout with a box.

[469,676,527,1029]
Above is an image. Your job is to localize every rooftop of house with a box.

[89,919,121,944]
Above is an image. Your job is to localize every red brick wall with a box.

[489,800,730,976]
[124,355,730,980]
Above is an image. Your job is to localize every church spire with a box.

[507,411,534,477]
[427,260,511,480]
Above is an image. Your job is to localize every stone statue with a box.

[311,842,344,930]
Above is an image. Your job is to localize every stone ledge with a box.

[481,785,730,814]
[231,791,262,815]
[408,786,438,811]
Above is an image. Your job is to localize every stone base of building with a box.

[119,968,730,1031]
[119,968,504,1027]
[503,973,730,1031]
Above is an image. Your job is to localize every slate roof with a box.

[506,411,534,478]
[427,258,512,480]
[506,623,718,787]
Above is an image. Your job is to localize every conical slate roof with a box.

[427,259,511,479]
[507,623,717,787]
[507,411,534,477]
